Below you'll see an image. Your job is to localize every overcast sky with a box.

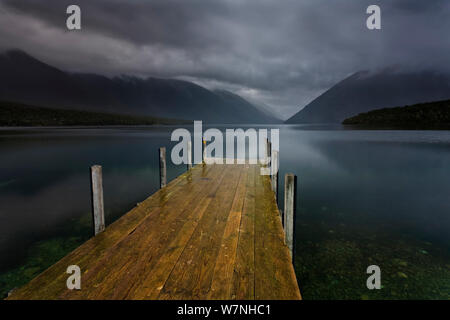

[0,0,449,119]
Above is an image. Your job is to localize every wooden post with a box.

[268,141,272,164]
[90,165,105,236]
[187,140,192,170]
[271,150,279,200]
[266,138,271,165]
[284,173,297,263]
[159,147,167,188]
[202,140,206,164]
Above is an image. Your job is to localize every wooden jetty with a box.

[7,161,301,300]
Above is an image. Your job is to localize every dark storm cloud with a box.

[0,0,449,119]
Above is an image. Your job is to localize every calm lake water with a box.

[0,125,449,299]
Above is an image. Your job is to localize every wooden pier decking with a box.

[7,163,301,300]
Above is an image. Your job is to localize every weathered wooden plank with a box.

[157,166,242,299]
[208,167,248,299]
[131,195,215,299]
[125,165,228,299]
[230,164,256,299]
[254,170,276,299]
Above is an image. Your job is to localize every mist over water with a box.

[0,125,449,299]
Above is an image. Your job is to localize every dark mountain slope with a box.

[0,50,277,123]
[0,100,186,126]
[342,99,450,129]
[286,69,450,124]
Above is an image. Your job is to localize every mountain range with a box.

[2,50,450,125]
[286,69,450,123]
[0,50,279,124]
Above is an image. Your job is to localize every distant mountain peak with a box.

[286,68,450,124]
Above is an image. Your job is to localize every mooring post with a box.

[90,165,105,236]
[202,139,206,164]
[187,140,192,170]
[159,147,167,188]
[271,150,279,200]
[269,141,272,163]
[284,173,297,263]
[266,138,271,166]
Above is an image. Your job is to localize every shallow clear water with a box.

[0,125,449,299]
[278,125,450,299]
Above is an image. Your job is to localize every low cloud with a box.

[1,0,449,119]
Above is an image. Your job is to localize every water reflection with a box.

[0,125,449,299]
[278,127,450,299]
